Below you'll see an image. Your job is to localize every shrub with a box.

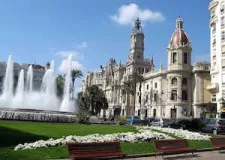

[75,112,90,124]
[116,116,126,125]
[179,119,205,131]
[189,118,205,131]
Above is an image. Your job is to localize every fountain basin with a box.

[0,108,75,123]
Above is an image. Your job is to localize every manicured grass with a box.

[188,140,212,149]
[0,120,136,139]
[0,120,137,160]
[0,120,222,160]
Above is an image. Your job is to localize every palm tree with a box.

[56,75,64,98]
[71,69,83,99]
[128,72,144,115]
[121,80,135,116]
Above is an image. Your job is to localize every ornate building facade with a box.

[208,0,225,118]
[84,18,211,119]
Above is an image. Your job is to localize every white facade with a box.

[208,0,225,118]
[84,18,211,119]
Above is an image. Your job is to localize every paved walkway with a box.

[56,151,225,160]
[126,151,225,160]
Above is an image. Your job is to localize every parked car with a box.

[126,115,142,125]
[202,118,225,134]
[141,117,155,126]
[150,118,171,127]
[168,118,190,129]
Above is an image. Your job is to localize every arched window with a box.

[154,93,157,102]
[146,95,148,103]
[155,82,157,88]
[172,52,177,63]
[171,90,177,101]
[183,53,188,64]
[182,90,188,100]
[171,78,177,86]
[182,78,187,86]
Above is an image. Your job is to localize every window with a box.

[182,78,187,86]
[223,74,225,84]
[221,2,225,12]
[182,90,188,100]
[211,10,215,18]
[171,78,177,86]
[146,85,149,90]
[183,52,188,64]
[212,94,216,102]
[146,95,148,102]
[222,31,225,40]
[212,39,216,46]
[212,23,216,33]
[222,45,225,55]
[155,82,157,88]
[154,93,157,102]
[171,90,177,101]
[172,52,177,63]
[222,59,225,68]
[222,17,225,27]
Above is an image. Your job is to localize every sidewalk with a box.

[55,150,225,160]
[126,151,225,160]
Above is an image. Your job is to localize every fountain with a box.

[0,55,77,123]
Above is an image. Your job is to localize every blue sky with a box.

[0,0,211,91]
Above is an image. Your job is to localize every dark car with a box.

[141,117,155,126]
[126,115,142,125]
[151,118,171,127]
[202,118,225,134]
[168,119,190,129]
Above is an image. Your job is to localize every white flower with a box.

[14,127,174,150]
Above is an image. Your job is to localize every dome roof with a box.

[169,17,190,47]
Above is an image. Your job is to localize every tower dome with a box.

[169,17,190,48]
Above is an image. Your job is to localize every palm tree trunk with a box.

[133,82,136,115]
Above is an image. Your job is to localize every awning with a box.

[221,108,225,112]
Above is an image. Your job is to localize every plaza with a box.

[0,0,225,160]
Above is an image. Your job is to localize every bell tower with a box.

[128,18,144,62]
[167,17,192,71]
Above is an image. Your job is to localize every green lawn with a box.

[0,120,218,160]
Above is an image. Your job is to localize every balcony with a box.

[209,0,219,11]
[207,83,219,93]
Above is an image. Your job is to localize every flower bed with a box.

[14,127,173,150]
[14,126,210,150]
[150,126,211,140]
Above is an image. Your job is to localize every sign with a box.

[221,108,225,112]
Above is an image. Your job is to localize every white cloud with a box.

[110,3,165,25]
[77,42,88,49]
[58,59,84,73]
[56,50,83,59]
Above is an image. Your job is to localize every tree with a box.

[129,72,144,113]
[77,91,90,113]
[121,80,134,115]
[122,72,144,115]
[78,85,108,115]
[56,74,64,98]
[71,69,83,99]
[205,103,217,118]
